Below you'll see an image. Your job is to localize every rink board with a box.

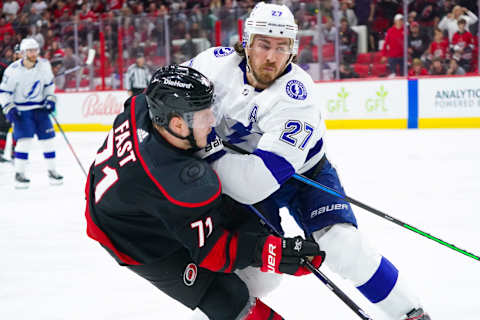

[53,76,480,131]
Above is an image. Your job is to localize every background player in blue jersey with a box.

[188,2,431,319]
[0,38,63,188]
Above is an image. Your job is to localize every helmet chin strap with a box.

[164,126,199,150]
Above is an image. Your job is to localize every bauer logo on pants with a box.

[183,263,198,286]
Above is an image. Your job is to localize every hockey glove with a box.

[3,103,20,123]
[256,235,325,276]
[194,129,226,163]
[44,95,57,113]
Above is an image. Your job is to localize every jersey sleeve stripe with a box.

[130,95,222,208]
[204,149,226,163]
[252,148,295,185]
[0,89,13,94]
[43,81,54,87]
[199,231,238,272]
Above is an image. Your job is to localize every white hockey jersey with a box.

[186,47,327,204]
[0,58,55,111]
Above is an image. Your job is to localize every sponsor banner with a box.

[418,77,480,118]
[317,79,408,121]
[56,91,128,126]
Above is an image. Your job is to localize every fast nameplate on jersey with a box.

[114,120,137,167]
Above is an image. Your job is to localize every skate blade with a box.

[49,178,64,186]
[15,182,30,189]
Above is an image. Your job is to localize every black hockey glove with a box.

[255,235,325,276]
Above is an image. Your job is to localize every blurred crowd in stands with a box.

[1,0,479,88]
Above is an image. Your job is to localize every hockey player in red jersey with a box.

[84,65,324,319]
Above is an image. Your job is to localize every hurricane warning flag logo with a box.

[286,80,307,100]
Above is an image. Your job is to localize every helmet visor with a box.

[182,105,223,129]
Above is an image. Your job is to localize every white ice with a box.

[1,129,479,320]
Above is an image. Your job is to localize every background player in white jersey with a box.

[186,2,430,319]
[0,38,63,188]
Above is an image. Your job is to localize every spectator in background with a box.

[429,56,447,75]
[339,62,359,79]
[408,58,428,76]
[409,0,439,36]
[426,28,450,64]
[451,18,475,71]
[51,55,66,90]
[381,13,405,76]
[31,0,47,14]
[353,0,372,26]
[298,40,315,64]
[339,0,357,27]
[3,0,20,16]
[446,57,466,75]
[63,46,82,84]
[368,0,401,51]
[408,21,430,60]
[438,5,478,41]
[339,17,358,64]
[180,33,198,61]
[322,16,337,43]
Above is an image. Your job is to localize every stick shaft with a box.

[246,204,373,320]
[51,114,88,177]
[224,141,479,261]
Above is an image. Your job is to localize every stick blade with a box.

[86,49,96,65]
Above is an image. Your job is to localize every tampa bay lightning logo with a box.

[23,80,41,99]
[286,80,307,100]
[213,47,234,57]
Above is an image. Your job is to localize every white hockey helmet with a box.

[243,2,299,55]
[20,38,40,53]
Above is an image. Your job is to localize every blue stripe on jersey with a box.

[356,256,398,303]
[44,151,56,159]
[44,81,54,87]
[0,89,13,94]
[15,99,46,106]
[15,152,29,160]
[305,138,323,162]
[252,148,295,185]
[206,128,217,144]
[204,149,226,164]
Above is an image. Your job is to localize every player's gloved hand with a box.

[255,235,325,276]
[194,129,226,163]
[3,103,20,123]
[44,95,57,113]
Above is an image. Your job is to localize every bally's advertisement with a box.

[56,91,129,130]
[317,79,408,129]
[417,76,480,128]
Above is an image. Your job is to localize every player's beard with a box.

[26,55,37,64]
[249,55,287,87]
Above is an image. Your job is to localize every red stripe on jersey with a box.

[0,139,6,150]
[244,299,284,320]
[199,230,238,272]
[130,95,222,208]
[84,172,141,265]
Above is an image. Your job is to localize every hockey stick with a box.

[50,113,87,177]
[223,141,480,262]
[54,48,96,78]
[245,204,373,320]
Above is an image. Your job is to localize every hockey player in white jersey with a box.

[0,38,63,188]
[186,2,431,319]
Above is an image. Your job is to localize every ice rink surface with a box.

[1,129,479,320]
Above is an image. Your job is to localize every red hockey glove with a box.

[256,235,325,276]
